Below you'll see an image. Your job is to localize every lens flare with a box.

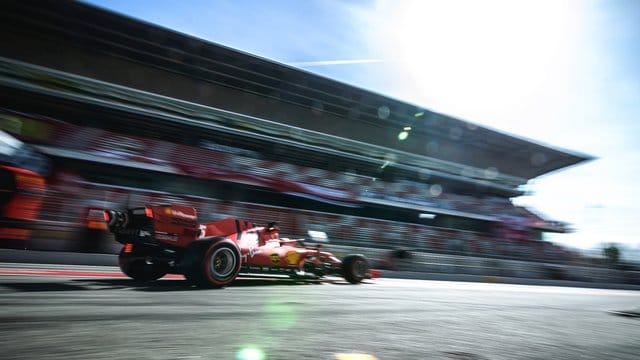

[263,301,297,330]
[236,346,265,360]
[429,184,443,197]
[377,106,390,119]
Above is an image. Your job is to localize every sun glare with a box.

[379,0,583,125]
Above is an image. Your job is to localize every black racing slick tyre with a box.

[191,240,241,288]
[118,248,167,281]
[342,254,369,284]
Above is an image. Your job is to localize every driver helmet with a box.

[266,222,280,239]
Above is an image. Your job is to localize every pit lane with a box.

[1,261,639,360]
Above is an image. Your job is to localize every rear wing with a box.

[106,204,200,247]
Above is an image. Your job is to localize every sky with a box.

[85,0,640,254]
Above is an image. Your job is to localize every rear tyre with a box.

[342,254,369,284]
[192,240,241,288]
[118,248,167,281]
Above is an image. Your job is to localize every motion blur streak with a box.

[288,59,384,67]
[0,266,184,279]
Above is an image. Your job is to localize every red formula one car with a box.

[104,204,373,287]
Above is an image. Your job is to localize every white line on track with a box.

[374,278,640,296]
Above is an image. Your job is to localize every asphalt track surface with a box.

[1,263,639,360]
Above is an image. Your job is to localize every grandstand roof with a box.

[0,0,593,185]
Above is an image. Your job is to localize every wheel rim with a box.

[209,247,237,279]
[353,259,367,278]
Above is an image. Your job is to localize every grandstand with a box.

[0,0,592,261]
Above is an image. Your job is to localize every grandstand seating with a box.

[33,176,571,262]
[24,115,544,221]
[13,113,572,262]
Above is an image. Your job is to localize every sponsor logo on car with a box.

[286,251,301,265]
[249,247,261,257]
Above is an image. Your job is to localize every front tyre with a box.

[192,240,241,288]
[342,254,369,284]
[118,248,167,281]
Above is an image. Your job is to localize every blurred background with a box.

[0,0,638,285]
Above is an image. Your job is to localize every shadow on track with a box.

[0,276,332,292]
[1,282,93,292]
[114,277,326,292]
